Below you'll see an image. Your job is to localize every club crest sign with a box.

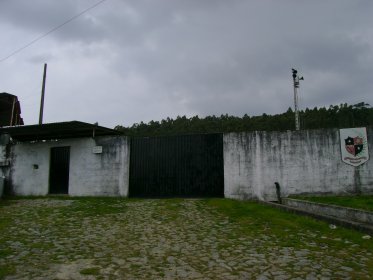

[340,127,369,166]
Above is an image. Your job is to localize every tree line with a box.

[115,102,372,137]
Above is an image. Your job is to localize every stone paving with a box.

[0,198,372,279]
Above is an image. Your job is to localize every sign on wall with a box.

[92,146,103,154]
[340,127,369,166]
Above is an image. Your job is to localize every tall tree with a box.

[115,103,373,137]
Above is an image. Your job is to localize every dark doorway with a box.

[129,133,224,198]
[49,146,70,194]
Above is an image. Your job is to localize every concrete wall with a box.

[282,198,373,225]
[224,127,373,201]
[8,136,130,196]
[3,127,373,199]
[0,134,10,197]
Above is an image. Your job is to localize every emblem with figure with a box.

[340,127,369,166]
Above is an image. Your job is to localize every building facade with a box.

[1,122,372,199]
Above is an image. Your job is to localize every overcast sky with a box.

[1,0,372,128]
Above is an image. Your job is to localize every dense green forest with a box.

[115,102,373,137]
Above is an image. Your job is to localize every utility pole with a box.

[39,63,47,125]
[292,68,303,131]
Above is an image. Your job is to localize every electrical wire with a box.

[0,0,109,63]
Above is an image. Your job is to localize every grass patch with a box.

[0,216,11,231]
[70,198,127,216]
[80,267,100,275]
[206,198,325,230]
[0,248,12,259]
[0,265,16,280]
[293,195,373,212]
[0,199,15,206]
[206,199,373,252]
[4,196,128,217]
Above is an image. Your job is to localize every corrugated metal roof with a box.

[0,121,122,142]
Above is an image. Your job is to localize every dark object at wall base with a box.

[275,182,282,204]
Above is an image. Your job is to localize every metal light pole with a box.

[292,68,303,131]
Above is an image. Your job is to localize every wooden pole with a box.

[39,63,47,125]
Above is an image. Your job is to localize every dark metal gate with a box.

[49,146,70,194]
[129,133,224,197]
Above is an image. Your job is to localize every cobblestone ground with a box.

[0,198,372,279]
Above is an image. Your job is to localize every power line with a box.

[0,0,109,63]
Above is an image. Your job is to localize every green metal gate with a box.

[129,133,224,197]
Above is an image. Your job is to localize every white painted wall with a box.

[9,136,130,196]
[10,141,50,195]
[0,135,10,197]
[224,127,373,201]
[0,146,6,162]
[4,127,373,199]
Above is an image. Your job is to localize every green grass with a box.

[292,195,373,212]
[3,196,127,216]
[207,198,373,276]
[80,267,100,275]
[0,265,16,280]
[206,199,373,251]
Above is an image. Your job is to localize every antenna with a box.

[292,68,303,131]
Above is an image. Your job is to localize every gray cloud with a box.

[0,0,372,127]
